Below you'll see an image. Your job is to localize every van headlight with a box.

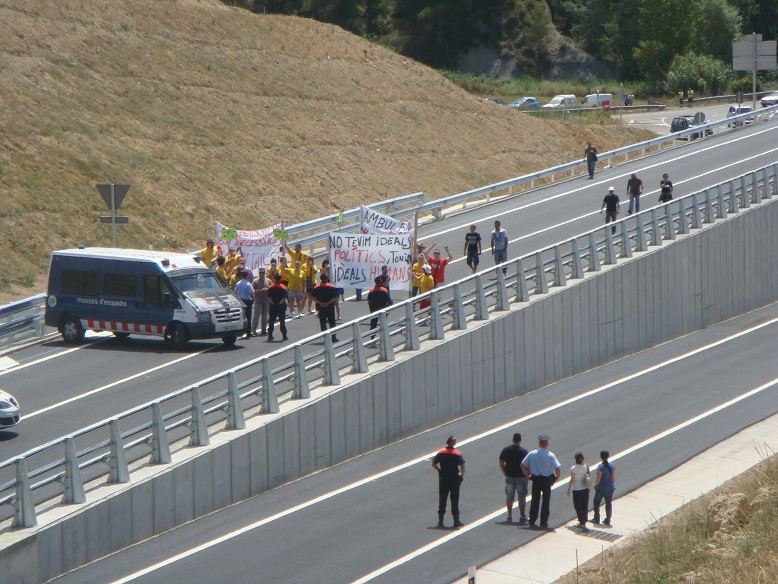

[197,312,212,324]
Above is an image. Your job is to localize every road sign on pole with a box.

[96,184,131,247]
[732,34,777,111]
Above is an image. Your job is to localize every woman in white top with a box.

[567,452,590,529]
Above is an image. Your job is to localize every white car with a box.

[0,389,20,429]
[726,104,754,126]
[760,91,778,107]
[542,94,578,109]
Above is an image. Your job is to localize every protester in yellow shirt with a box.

[284,242,309,265]
[224,247,243,274]
[412,254,428,297]
[200,239,217,267]
[285,261,306,316]
[215,256,228,284]
[419,265,435,310]
[302,257,318,314]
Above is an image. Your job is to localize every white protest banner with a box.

[215,221,283,274]
[359,205,413,235]
[329,232,412,291]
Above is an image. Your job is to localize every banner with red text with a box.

[359,205,413,235]
[214,221,282,275]
[328,232,412,291]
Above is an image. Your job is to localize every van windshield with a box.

[169,270,227,293]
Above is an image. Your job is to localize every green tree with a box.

[502,0,553,77]
[667,51,734,95]
[308,0,362,32]
[691,0,742,62]
[634,0,698,86]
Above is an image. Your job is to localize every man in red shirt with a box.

[428,245,454,288]
[311,273,340,342]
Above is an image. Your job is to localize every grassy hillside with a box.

[0,0,653,303]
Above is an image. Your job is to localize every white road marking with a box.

[107,313,778,583]
[21,347,214,419]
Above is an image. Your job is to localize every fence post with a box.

[322,335,342,385]
[226,371,247,429]
[703,189,714,223]
[677,198,689,234]
[515,258,530,301]
[451,283,468,329]
[761,167,772,199]
[741,175,751,208]
[535,251,548,294]
[293,344,311,398]
[691,192,702,229]
[749,172,759,203]
[350,322,368,374]
[716,183,727,218]
[108,419,130,483]
[587,233,601,272]
[663,205,676,240]
[604,229,617,264]
[553,245,567,286]
[635,213,647,251]
[728,179,738,213]
[260,358,280,413]
[14,458,36,528]
[378,311,395,362]
[495,269,510,310]
[63,436,86,504]
[619,222,632,258]
[570,239,584,279]
[151,402,172,464]
[474,275,489,320]
[189,386,210,447]
[429,291,445,340]
[404,301,420,350]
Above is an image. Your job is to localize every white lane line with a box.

[352,375,778,584]
[107,313,778,583]
[0,338,110,377]
[22,347,214,420]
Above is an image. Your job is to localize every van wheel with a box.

[221,334,238,347]
[60,316,85,344]
[165,322,189,349]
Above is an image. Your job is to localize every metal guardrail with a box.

[1,161,775,530]
[0,294,49,352]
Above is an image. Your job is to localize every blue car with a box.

[508,97,540,109]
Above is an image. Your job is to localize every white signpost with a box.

[732,33,777,111]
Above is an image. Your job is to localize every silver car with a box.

[0,389,21,429]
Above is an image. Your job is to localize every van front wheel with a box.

[60,316,85,344]
[165,323,189,349]
[221,334,238,347]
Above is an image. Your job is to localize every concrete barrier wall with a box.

[4,198,778,583]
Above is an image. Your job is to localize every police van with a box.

[45,248,246,348]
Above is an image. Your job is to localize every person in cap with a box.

[600,186,620,235]
[252,266,270,335]
[521,434,561,529]
[418,264,435,310]
[199,238,217,267]
[431,435,466,528]
[499,432,529,524]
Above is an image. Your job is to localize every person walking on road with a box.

[234,269,254,339]
[659,173,674,202]
[584,141,598,179]
[432,435,465,528]
[490,220,509,274]
[521,434,561,529]
[567,452,591,530]
[266,273,289,342]
[600,186,620,234]
[592,450,616,526]
[464,224,482,274]
[499,432,529,524]
[626,173,643,214]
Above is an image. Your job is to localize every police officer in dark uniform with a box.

[367,276,391,332]
[431,435,465,528]
[266,273,289,342]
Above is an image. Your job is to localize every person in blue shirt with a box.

[592,450,616,526]
[521,434,561,529]
[234,270,254,339]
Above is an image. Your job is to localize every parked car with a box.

[581,93,613,108]
[508,97,540,109]
[670,115,713,139]
[726,104,754,126]
[542,94,578,109]
[0,389,20,429]
[760,92,778,107]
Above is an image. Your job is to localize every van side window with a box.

[144,275,173,307]
[61,270,98,295]
[103,273,138,297]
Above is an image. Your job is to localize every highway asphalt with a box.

[48,299,778,583]
[3,119,778,467]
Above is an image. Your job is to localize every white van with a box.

[45,248,246,348]
[581,93,613,108]
[542,94,578,109]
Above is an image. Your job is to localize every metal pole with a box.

[111,183,117,248]
[752,33,757,113]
